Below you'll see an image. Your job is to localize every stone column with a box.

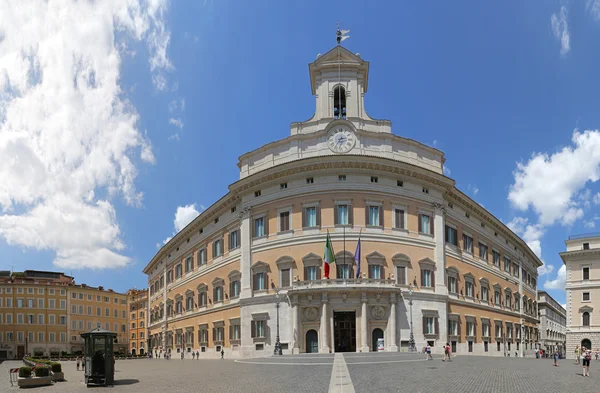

[239,207,252,299]
[320,292,330,353]
[361,292,369,352]
[292,295,300,354]
[389,293,398,352]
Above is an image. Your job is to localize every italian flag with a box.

[323,231,335,279]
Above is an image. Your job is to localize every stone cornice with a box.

[560,248,600,263]
[446,189,543,269]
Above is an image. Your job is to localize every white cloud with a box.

[583,215,600,228]
[0,1,171,269]
[587,0,600,21]
[507,216,553,275]
[593,192,600,205]
[551,6,570,55]
[161,203,203,245]
[560,303,566,310]
[168,98,185,113]
[544,264,566,290]
[168,133,180,142]
[508,130,600,226]
[466,184,479,196]
[169,118,184,129]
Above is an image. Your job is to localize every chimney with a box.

[98,286,104,291]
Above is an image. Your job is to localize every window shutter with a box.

[213,287,217,302]
[365,205,370,226]
[334,205,339,225]
[368,265,372,279]
[253,274,257,291]
[431,217,434,236]
[316,206,321,227]
[304,267,308,281]
[420,269,424,287]
[418,214,422,233]
[379,206,384,227]
[264,217,269,237]
[302,208,306,228]
[229,325,233,340]
[229,281,233,296]
[252,219,256,237]
[431,271,435,287]
[348,205,354,226]
[381,266,385,279]
[251,321,256,338]
[317,266,321,280]
[422,317,427,335]
[212,328,216,342]
[435,318,439,336]
[264,273,268,290]
[457,320,461,343]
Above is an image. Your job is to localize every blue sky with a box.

[2,1,600,306]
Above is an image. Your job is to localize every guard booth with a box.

[80,327,117,387]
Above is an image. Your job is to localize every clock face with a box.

[327,126,356,153]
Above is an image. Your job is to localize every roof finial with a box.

[336,23,350,45]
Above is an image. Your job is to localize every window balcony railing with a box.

[291,278,397,290]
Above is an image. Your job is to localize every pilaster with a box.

[320,292,330,353]
[388,293,398,352]
[433,203,447,296]
[239,207,252,299]
[360,292,369,352]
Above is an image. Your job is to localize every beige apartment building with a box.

[127,288,148,355]
[144,43,542,359]
[0,270,128,359]
[562,234,600,357]
[537,290,566,355]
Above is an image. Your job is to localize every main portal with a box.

[334,311,356,352]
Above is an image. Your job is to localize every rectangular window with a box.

[583,242,590,250]
[338,175,346,181]
[254,217,265,238]
[254,320,265,338]
[481,286,489,302]
[255,273,266,291]
[583,267,590,280]
[513,263,519,277]
[49,333,55,343]
[185,256,193,273]
[466,281,474,297]
[49,315,55,324]
[494,291,500,305]
[421,269,433,287]
[71,304,77,314]
[279,211,290,232]
[96,307,101,316]
[505,293,511,308]
[38,314,44,324]
[492,251,500,267]
[105,308,110,317]
[462,234,473,253]
[448,276,457,294]
[371,176,378,183]
[281,269,291,287]
[445,226,457,246]
[394,209,405,229]
[448,320,457,335]
[419,214,431,235]
[504,257,511,273]
[337,205,349,225]
[368,205,380,226]
[337,264,351,279]
[482,324,489,337]
[37,298,44,308]
[280,182,287,189]
[306,177,314,184]
[397,180,404,187]
[213,239,223,257]
[479,243,488,260]
[396,266,406,285]
[306,266,318,281]
[229,230,239,249]
[174,264,182,279]
[17,299,23,308]
[425,317,435,334]
[78,305,83,314]
[467,321,474,336]
[198,249,206,266]
[583,292,590,301]
[254,190,261,197]
[304,206,317,227]
[369,265,382,279]
[231,281,240,298]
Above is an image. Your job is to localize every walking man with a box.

[221,348,224,359]
[425,344,432,360]
[196,350,199,359]
[553,350,559,367]
[575,345,581,364]
[442,343,450,362]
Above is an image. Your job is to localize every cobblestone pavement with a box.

[1,354,600,393]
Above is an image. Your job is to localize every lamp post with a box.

[273,287,282,355]
[407,285,416,352]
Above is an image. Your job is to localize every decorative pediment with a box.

[174,294,183,300]
[185,289,194,297]
[463,272,475,281]
[251,261,270,270]
[302,252,322,267]
[197,283,208,292]
[418,257,436,269]
[228,270,241,279]
[479,277,489,285]
[579,305,593,313]
[446,266,460,276]
[492,283,502,290]
[212,277,225,286]
[276,255,296,269]
[392,253,411,266]
[366,251,385,264]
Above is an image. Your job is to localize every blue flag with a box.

[354,236,361,278]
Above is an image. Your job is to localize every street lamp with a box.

[407,285,416,352]
[273,286,283,356]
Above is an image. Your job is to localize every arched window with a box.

[333,86,346,119]
[583,312,590,327]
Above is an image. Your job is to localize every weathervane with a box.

[336,23,350,45]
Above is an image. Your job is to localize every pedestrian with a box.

[575,345,581,364]
[583,347,592,377]
[181,351,184,360]
[553,350,559,367]
[535,348,539,359]
[595,349,599,361]
[221,348,224,359]
[192,351,195,360]
[196,351,199,359]
[76,356,80,371]
[515,350,518,357]
[425,344,432,360]
[442,343,450,362]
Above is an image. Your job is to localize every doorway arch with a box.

[306,330,319,353]
[372,328,384,351]
[140,348,145,356]
[582,338,592,350]
[131,348,136,356]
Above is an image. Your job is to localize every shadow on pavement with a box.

[114,379,140,386]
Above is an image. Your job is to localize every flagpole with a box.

[343,222,346,280]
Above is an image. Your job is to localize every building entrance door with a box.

[17,346,25,359]
[334,312,356,352]
[372,328,383,351]
[582,338,592,350]
[306,330,318,353]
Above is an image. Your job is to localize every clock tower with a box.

[289,45,392,136]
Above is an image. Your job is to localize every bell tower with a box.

[308,45,370,122]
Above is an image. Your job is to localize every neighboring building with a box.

[144,42,542,359]
[67,284,128,354]
[0,270,128,359]
[537,290,566,355]
[562,234,600,358]
[127,288,148,355]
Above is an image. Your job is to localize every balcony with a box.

[289,278,399,293]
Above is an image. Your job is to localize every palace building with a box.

[127,288,149,356]
[144,43,541,358]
